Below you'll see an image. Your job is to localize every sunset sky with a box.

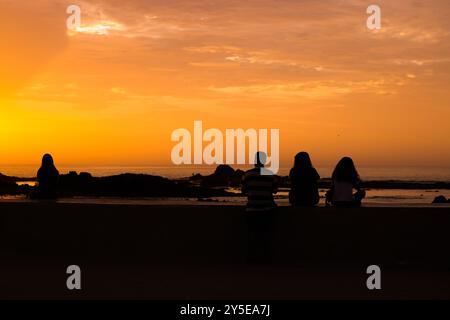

[0,0,449,169]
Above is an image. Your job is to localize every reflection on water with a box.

[227,187,447,205]
[0,184,447,205]
[16,181,37,187]
[0,195,27,200]
[0,192,448,206]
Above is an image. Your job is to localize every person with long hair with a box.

[289,152,320,206]
[36,154,59,199]
[326,157,365,206]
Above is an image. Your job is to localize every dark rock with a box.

[230,169,245,187]
[201,165,235,187]
[0,173,23,195]
[214,164,235,178]
[432,195,448,204]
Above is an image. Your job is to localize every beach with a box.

[1,201,449,299]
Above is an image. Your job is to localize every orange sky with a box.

[0,0,449,168]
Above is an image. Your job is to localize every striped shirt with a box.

[241,168,278,211]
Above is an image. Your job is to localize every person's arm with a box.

[353,179,366,202]
[354,179,362,191]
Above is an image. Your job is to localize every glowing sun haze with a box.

[0,0,449,169]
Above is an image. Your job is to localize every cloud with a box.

[72,21,124,36]
[392,58,450,66]
[224,53,325,72]
[5,0,450,105]
[373,25,449,44]
[184,45,241,54]
[209,79,405,100]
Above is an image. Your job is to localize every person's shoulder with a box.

[244,168,275,178]
[260,168,275,176]
[243,167,260,178]
[312,167,320,178]
[245,167,259,174]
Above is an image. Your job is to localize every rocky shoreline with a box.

[1,165,450,199]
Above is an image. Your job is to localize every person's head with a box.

[293,152,313,171]
[332,157,360,183]
[254,151,267,168]
[42,153,54,166]
[41,154,56,170]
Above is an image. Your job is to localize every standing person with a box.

[36,154,59,199]
[289,152,320,206]
[241,152,278,264]
[326,157,366,207]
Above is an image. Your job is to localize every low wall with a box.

[0,202,449,266]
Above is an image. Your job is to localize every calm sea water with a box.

[2,165,450,181]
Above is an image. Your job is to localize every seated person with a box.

[289,152,320,206]
[36,154,59,199]
[326,157,365,206]
[241,151,278,211]
[241,152,278,264]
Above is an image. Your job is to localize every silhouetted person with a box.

[326,157,365,207]
[241,152,278,211]
[36,154,59,199]
[241,152,278,264]
[289,152,320,206]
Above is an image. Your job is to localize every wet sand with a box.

[0,202,449,299]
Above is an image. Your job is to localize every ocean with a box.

[1,165,450,205]
[2,165,450,181]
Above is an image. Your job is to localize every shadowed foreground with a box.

[0,202,449,299]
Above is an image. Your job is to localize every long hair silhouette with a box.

[292,152,313,175]
[332,157,360,184]
[289,152,320,206]
[36,154,59,199]
[38,154,59,176]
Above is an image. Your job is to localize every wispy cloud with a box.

[71,20,124,36]
[209,78,407,99]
